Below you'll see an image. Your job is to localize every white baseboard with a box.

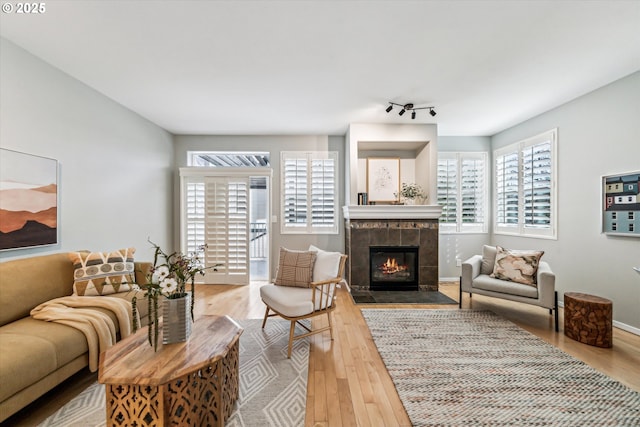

[439,277,460,282]
[612,321,640,336]
[557,300,639,336]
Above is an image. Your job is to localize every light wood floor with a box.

[3,282,639,426]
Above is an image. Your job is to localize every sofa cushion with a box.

[472,274,539,299]
[0,253,76,327]
[0,317,89,366]
[481,245,497,275]
[0,318,90,402]
[69,248,135,296]
[0,333,58,402]
[274,248,317,288]
[491,246,544,286]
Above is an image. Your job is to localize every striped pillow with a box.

[274,247,317,288]
[69,248,135,296]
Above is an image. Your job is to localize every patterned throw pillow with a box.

[491,246,544,287]
[69,248,135,296]
[274,247,317,288]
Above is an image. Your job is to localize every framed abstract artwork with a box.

[0,149,59,250]
[367,157,400,203]
[602,170,640,237]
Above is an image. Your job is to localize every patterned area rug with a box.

[39,319,309,427]
[361,309,640,427]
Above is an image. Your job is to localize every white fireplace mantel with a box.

[343,205,443,220]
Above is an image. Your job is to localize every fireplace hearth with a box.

[369,246,418,291]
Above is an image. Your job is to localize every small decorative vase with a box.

[404,198,415,205]
[162,292,192,344]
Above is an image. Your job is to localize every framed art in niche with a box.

[367,157,400,203]
[602,170,640,237]
[0,149,59,250]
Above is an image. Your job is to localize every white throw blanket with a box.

[30,296,138,372]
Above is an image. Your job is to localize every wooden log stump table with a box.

[99,315,243,426]
[564,292,612,348]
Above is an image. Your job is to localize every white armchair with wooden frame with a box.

[260,246,347,358]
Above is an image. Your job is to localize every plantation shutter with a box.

[281,151,338,234]
[311,157,336,226]
[494,128,556,238]
[185,181,205,255]
[437,156,458,231]
[495,150,519,228]
[181,175,250,285]
[282,157,308,228]
[204,177,249,284]
[438,152,487,233]
[460,155,486,231]
[522,139,552,229]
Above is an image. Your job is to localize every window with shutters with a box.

[437,152,488,233]
[494,128,557,239]
[281,151,338,234]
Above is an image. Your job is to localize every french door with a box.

[180,168,271,285]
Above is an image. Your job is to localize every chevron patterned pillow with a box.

[69,247,135,296]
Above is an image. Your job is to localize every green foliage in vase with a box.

[131,239,222,350]
[395,183,426,200]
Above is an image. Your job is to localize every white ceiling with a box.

[1,1,639,136]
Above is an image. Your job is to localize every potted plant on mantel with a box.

[131,240,221,351]
[396,182,427,205]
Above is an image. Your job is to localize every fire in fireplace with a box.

[369,246,419,291]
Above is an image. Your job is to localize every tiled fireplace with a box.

[343,205,441,292]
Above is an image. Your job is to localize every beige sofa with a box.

[460,245,558,332]
[0,252,150,422]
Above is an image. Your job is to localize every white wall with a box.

[438,136,492,279]
[172,135,346,278]
[0,38,174,262]
[491,71,640,330]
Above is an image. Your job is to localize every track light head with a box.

[411,111,416,120]
[386,104,393,113]
[399,108,406,116]
[429,108,437,117]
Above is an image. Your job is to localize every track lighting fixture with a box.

[385,102,436,119]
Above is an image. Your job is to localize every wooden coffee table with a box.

[99,315,243,426]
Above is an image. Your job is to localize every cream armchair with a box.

[260,246,347,358]
[460,245,558,332]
